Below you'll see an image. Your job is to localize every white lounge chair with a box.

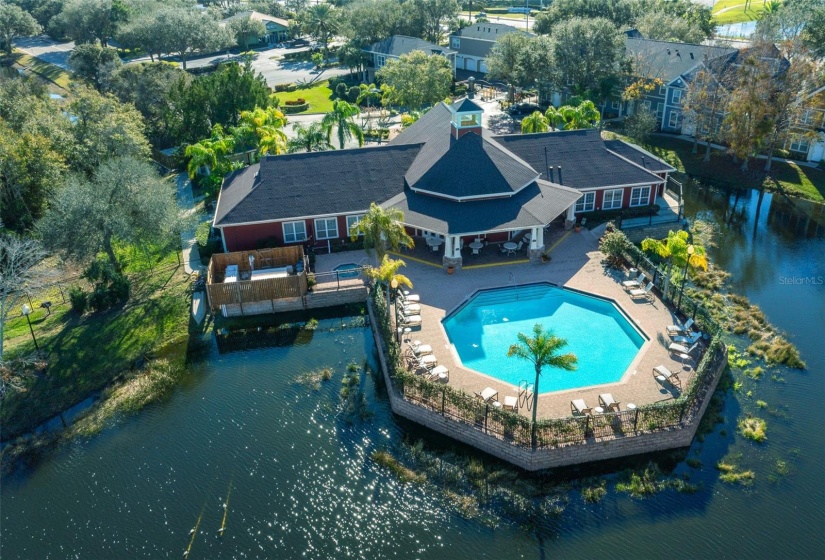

[398,313,422,327]
[400,291,420,302]
[503,395,519,411]
[571,399,592,416]
[669,341,699,356]
[666,317,694,336]
[402,302,421,314]
[411,342,432,356]
[598,393,620,412]
[672,331,702,345]
[622,273,645,291]
[475,387,498,403]
[429,365,449,382]
[418,354,437,369]
[629,282,654,300]
[653,365,681,389]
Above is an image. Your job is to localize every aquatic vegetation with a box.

[294,366,334,390]
[304,318,319,330]
[756,400,768,409]
[771,375,786,383]
[738,417,767,443]
[371,450,426,484]
[340,368,371,422]
[743,366,764,380]
[716,461,755,486]
[581,479,607,503]
[686,458,702,469]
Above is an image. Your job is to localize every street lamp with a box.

[677,244,695,310]
[21,304,39,351]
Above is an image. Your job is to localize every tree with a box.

[399,0,459,44]
[507,323,578,448]
[0,1,41,56]
[38,156,180,271]
[299,2,337,60]
[623,107,657,144]
[376,50,452,110]
[67,86,150,175]
[68,42,122,91]
[641,229,708,284]
[544,106,565,131]
[229,14,266,49]
[802,4,825,58]
[0,234,50,394]
[154,6,230,70]
[366,254,412,318]
[320,100,363,149]
[340,0,402,46]
[116,13,166,62]
[185,123,235,178]
[533,0,636,34]
[485,32,532,101]
[9,0,66,31]
[558,100,600,129]
[50,0,127,45]
[723,52,773,172]
[681,66,729,161]
[636,0,714,38]
[231,105,288,158]
[550,18,624,101]
[349,202,414,263]
[635,10,707,44]
[521,111,548,134]
[287,121,333,153]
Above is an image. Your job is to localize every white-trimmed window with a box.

[450,37,460,49]
[789,137,809,153]
[603,189,623,210]
[575,191,596,212]
[283,221,307,243]
[659,85,667,96]
[376,55,385,67]
[611,100,621,110]
[672,89,682,104]
[630,186,651,207]
[667,110,682,129]
[801,110,815,126]
[346,214,364,236]
[315,217,339,240]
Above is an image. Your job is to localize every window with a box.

[376,55,385,67]
[314,217,339,240]
[603,189,623,210]
[630,186,651,207]
[346,215,364,236]
[672,89,682,104]
[801,110,817,126]
[611,100,621,110]
[659,86,666,96]
[460,113,480,126]
[667,110,682,129]
[450,37,460,49]
[283,221,307,243]
[575,192,596,212]
[789,137,809,153]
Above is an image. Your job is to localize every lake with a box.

[1,185,823,559]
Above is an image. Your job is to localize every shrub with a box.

[311,52,324,67]
[68,286,88,314]
[335,82,348,99]
[348,85,360,103]
[284,98,306,106]
[599,230,630,267]
[286,84,297,92]
[83,257,131,312]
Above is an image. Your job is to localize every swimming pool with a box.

[442,283,646,393]
[333,263,361,279]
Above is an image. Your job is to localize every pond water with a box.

[1,185,824,558]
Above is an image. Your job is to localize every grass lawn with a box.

[607,132,825,203]
[1,245,193,439]
[276,80,334,114]
[12,51,72,91]
[712,0,773,25]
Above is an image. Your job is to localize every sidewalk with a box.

[175,173,208,275]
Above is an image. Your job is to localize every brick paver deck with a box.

[384,228,699,420]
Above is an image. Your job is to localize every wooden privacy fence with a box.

[207,246,304,283]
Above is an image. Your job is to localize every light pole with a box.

[677,244,695,310]
[21,304,39,351]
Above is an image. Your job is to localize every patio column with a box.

[528,226,546,263]
[450,235,462,259]
[565,204,576,230]
[442,235,463,269]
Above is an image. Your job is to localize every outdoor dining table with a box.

[503,241,518,255]
[469,241,484,254]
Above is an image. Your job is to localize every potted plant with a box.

[447,264,455,275]
[541,253,551,263]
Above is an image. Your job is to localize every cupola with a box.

[450,98,483,139]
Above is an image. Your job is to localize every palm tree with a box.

[521,111,549,134]
[299,3,338,61]
[559,100,601,130]
[349,202,414,263]
[184,124,235,178]
[287,122,333,153]
[366,255,413,318]
[641,229,708,294]
[232,106,288,159]
[507,323,578,448]
[545,106,565,131]
[321,100,365,149]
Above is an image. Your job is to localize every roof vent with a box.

[557,166,563,185]
[689,52,694,59]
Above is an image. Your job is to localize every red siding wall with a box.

[573,183,661,218]
[222,215,356,252]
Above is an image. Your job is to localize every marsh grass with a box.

[371,450,426,484]
[295,366,334,390]
[580,478,607,503]
[716,460,755,486]
[340,366,371,422]
[738,417,767,443]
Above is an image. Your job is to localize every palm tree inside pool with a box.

[507,323,578,448]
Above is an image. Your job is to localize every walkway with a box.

[655,133,820,168]
[175,173,207,275]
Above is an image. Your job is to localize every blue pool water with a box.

[442,284,646,393]
[333,263,360,278]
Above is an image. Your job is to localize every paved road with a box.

[13,36,74,69]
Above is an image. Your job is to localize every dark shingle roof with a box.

[365,35,455,57]
[451,98,483,113]
[603,140,676,174]
[625,38,736,84]
[383,180,581,235]
[493,129,665,189]
[213,144,423,226]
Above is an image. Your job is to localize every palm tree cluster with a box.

[520,100,601,134]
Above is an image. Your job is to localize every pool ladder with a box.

[518,380,534,411]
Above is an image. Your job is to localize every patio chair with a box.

[503,395,519,411]
[671,331,702,345]
[472,246,480,256]
[668,341,699,356]
[429,365,449,382]
[628,282,654,301]
[411,342,433,356]
[598,393,620,412]
[621,273,645,291]
[475,387,498,403]
[398,313,422,327]
[653,365,682,389]
[516,240,524,252]
[571,399,592,416]
[401,301,421,314]
[418,354,437,369]
[666,317,694,336]
[399,291,420,303]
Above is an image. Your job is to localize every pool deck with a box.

[315,228,698,420]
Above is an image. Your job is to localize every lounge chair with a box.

[672,331,702,345]
[429,365,449,382]
[398,313,422,327]
[400,291,420,302]
[418,354,437,369]
[666,317,694,336]
[621,273,645,291]
[503,395,518,411]
[475,387,498,403]
[629,282,654,300]
[669,341,699,356]
[653,365,681,389]
[598,393,620,412]
[411,342,433,356]
[571,399,592,416]
[402,301,421,314]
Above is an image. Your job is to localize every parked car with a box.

[475,12,487,18]
[507,103,542,116]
